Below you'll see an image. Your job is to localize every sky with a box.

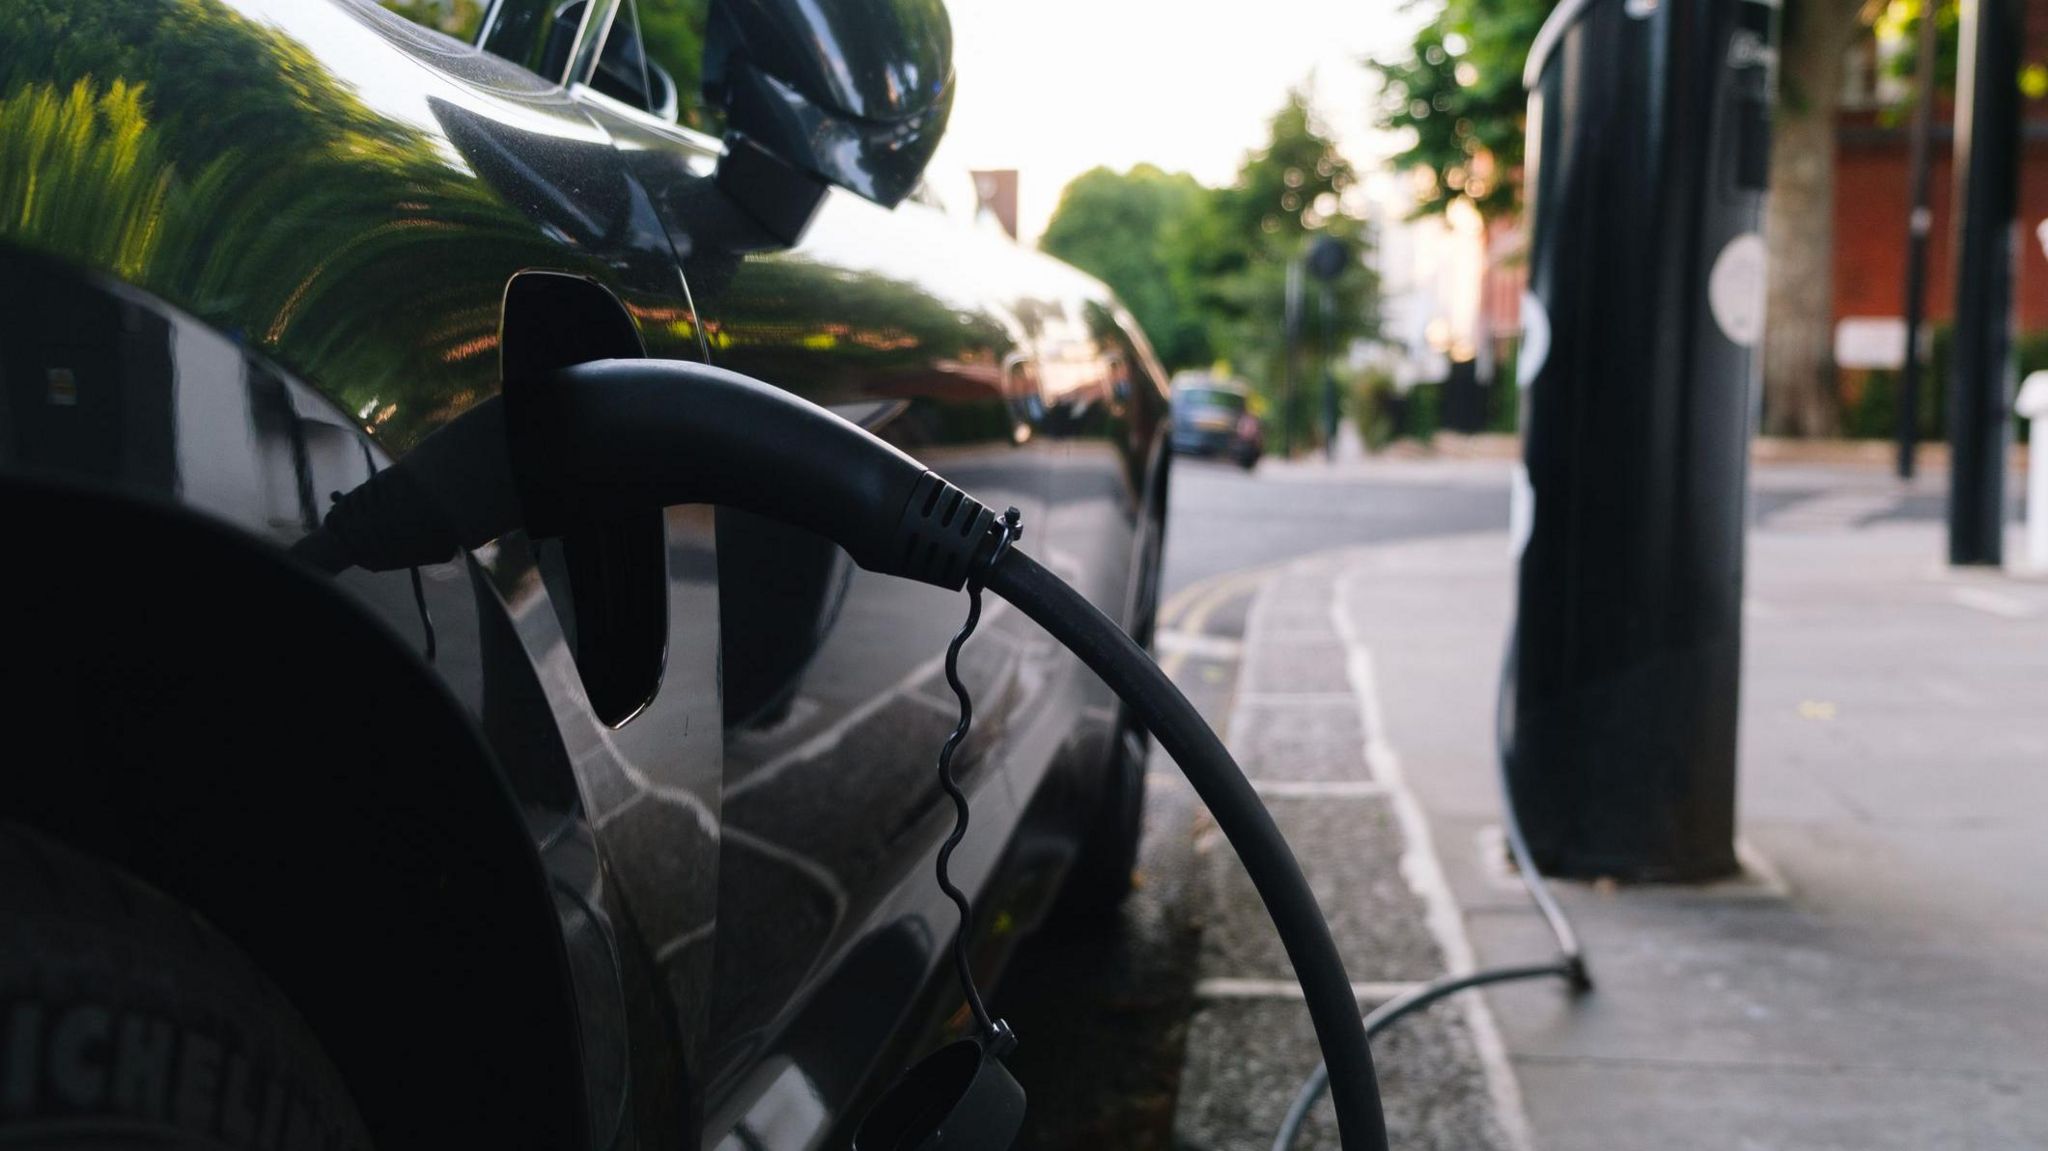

[926,0,1429,244]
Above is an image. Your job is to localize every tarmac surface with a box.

[1000,446,2048,1149]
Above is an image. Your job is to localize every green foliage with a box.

[1841,326,2047,443]
[0,0,565,449]
[1351,369,1399,449]
[1040,164,1212,368]
[1874,0,2048,114]
[1040,91,1379,456]
[379,0,486,39]
[1402,381,1443,441]
[634,0,720,132]
[1873,0,1961,102]
[1485,346,1520,432]
[1371,0,1557,219]
[0,79,172,280]
[1179,91,1378,452]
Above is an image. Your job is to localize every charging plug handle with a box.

[306,359,997,590]
[513,359,997,589]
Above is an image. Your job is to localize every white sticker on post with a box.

[1707,232,1768,348]
[1510,462,1536,558]
[1518,290,1551,389]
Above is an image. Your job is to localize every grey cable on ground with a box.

[1270,629,1590,1151]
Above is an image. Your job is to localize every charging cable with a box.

[297,357,1395,1150]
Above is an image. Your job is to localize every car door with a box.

[330,2,737,1143]
[554,4,1072,1141]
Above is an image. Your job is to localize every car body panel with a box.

[0,1,1170,1146]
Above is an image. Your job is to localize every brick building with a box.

[1831,20,2048,350]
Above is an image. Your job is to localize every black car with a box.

[0,1,1169,1147]
[1170,374,1264,469]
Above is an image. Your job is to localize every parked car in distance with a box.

[1171,373,1265,469]
[0,0,1169,1148]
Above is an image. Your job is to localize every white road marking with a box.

[1332,562,1539,1151]
[1156,630,1246,660]
[1761,491,1901,532]
[1948,586,2040,620]
[1252,779,1388,799]
[1159,566,1269,678]
[1194,977,1424,1003]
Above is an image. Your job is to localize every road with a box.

[1158,458,1510,598]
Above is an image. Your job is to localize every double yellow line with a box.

[1154,564,1274,679]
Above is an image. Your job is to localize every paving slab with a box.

[1196,794,1445,985]
[1226,702,1371,783]
[1239,636,1353,695]
[1176,997,1515,1151]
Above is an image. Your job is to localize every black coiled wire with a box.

[933,507,1022,1045]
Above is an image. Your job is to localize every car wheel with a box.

[0,824,375,1151]
[1051,708,1149,928]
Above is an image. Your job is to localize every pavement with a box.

[1168,553,1521,1151]
[1009,443,2048,1149]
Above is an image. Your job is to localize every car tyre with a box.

[0,824,376,1151]
[1049,709,1149,929]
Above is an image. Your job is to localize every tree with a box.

[1175,90,1379,449]
[1371,0,1556,221]
[1761,0,1868,436]
[1040,164,1212,368]
[1041,91,1379,454]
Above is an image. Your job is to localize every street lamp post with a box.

[1896,0,1941,481]
[1283,257,1304,457]
[1947,0,2022,566]
[1307,235,1349,461]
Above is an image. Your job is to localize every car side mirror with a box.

[703,0,954,243]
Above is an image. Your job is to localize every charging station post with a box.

[1507,0,1776,881]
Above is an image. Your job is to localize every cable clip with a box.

[968,506,1023,593]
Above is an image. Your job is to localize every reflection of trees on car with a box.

[0,80,171,282]
[0,0,584,452]
[379,0,486,39]
[635,0,713,129]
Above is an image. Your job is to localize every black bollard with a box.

[1508,0,1775,881]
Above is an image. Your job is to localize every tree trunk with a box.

[1762,0,1864,437]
